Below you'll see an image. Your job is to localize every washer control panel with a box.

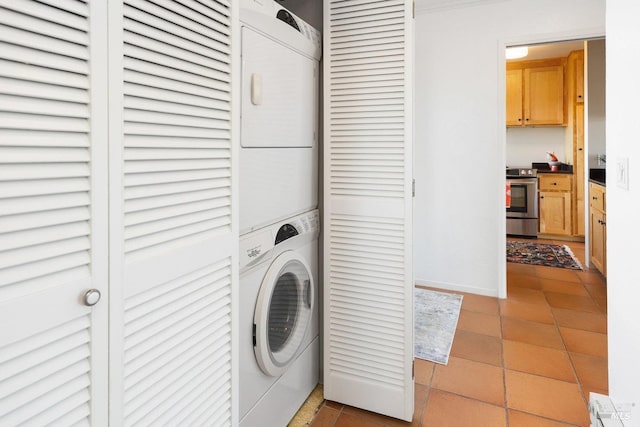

[239,210,319,271]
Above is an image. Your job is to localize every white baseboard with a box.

[415,279,500,298]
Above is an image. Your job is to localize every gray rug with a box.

[414,288,463,365]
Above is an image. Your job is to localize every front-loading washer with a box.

[239,210,320,427]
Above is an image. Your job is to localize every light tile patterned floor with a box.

[306,238,606,427]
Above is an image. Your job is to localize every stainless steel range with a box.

[506,168,538,237]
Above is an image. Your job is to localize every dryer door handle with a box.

[251,73,262,105]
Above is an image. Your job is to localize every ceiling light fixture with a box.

[506,46,529,60]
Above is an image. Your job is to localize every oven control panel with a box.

[506,168,537,177]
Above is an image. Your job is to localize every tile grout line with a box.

[545,285,591,410]
[507,259,595,424]
[498,298,510,427]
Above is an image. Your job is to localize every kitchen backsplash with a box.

[506,126,567,167]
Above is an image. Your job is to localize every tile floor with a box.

[307,238,607,427]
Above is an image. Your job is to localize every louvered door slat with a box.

[0,44,88,74]
[124,109,230,130]
[124,176,225,197]
[0,346,89,399]
[0,0,89,31]
[0,8,88,45]
[109,0,236,425]
[36,399,91,427]
[124,4,230,53]
[123,66,230,99]
[124,97,231,121]
[124,186,229,212]
[0,192,89,216]
[34,0,89,16]
[126,0,230,41]
[324,0,414,421]
[124,15,230,59]
[1,95,89,119]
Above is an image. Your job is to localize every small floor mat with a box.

[414,288,463,365]
[507,241,583,270]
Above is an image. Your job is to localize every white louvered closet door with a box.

[323,0,414,421]
[108,0,238,425]
[0,0,109,425]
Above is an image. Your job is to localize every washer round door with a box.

[254,250,314,377]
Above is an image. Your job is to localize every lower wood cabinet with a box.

[539,190,572,235]
[589,182,607,276]
[539,174,573,236]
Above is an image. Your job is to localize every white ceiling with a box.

[416,0,509,13]
[507,40,586,61]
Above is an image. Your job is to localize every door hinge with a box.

[412,178,415,197]
[412,359,415,379]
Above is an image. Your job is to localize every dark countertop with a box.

[532,162,573,174]
[590,168,605,185]
[590,178,606,186]
[536,170,573,175]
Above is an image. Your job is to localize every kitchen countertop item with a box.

[532,162,573,174]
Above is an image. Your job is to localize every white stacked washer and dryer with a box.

[238,0,321,426]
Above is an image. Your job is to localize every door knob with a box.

[83,289,101,306]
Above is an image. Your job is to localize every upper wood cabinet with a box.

[506,58,567,127]
[574,51,585,103]
[506,69,524,126]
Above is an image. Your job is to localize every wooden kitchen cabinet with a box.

[590,182,606,276]
[506,58,567,127]
[567,50,585,238]
[539,174,573,236]
[575,51,584,103]
[506,69,524,126]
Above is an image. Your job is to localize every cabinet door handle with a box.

[601,221,606,225]
[518,118,522,122]
[592,196,597,200]
[540,195,544,199]
[525,118,529,122]
[579,148,583,151]
[552,182,557,186]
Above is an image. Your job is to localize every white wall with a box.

[606,0,640,422]
[587,39,606,169]
[414,0,605,296]
[506,127,567,167]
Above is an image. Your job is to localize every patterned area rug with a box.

[414,288,463,365]
[507,241,583,270]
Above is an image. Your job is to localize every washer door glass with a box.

[254,251,313,377]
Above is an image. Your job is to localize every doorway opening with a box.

[503,37,608,399]
[504,38,606,276]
